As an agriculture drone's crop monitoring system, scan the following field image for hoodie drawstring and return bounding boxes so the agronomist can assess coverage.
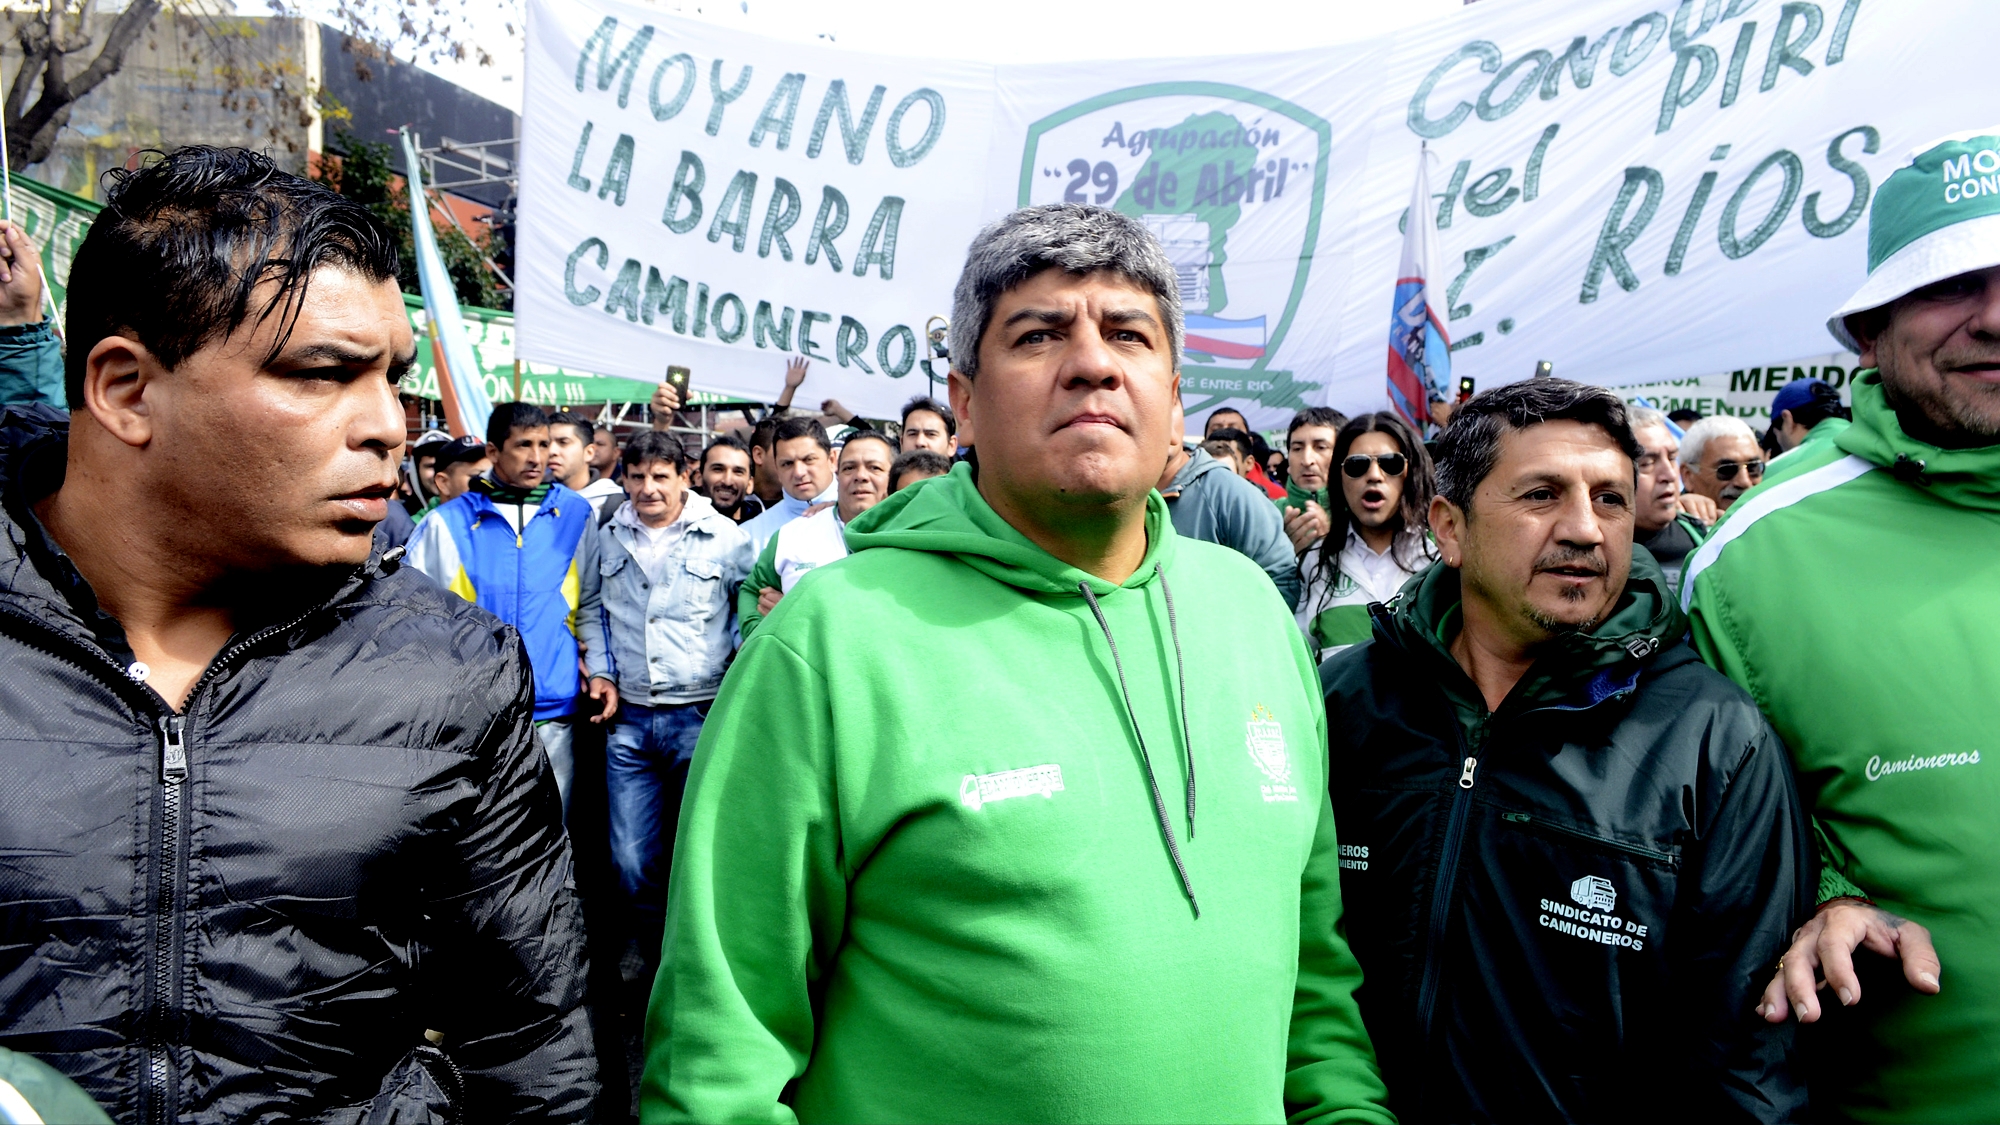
[1156,568,1196,839]
[1078,567,1199,919]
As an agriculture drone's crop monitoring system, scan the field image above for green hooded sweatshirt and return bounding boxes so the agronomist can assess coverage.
[642,463,1392,1125]
[1685,372,2000,1122]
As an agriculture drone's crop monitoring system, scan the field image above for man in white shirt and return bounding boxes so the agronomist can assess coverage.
[737,415,836,554]
[587,429,754,979]
[736,429,894,642]
[1297,412,1438,660]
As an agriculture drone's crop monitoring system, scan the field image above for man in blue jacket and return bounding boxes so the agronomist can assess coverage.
[407,401,614,818]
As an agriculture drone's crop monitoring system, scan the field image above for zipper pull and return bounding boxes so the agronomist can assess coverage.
[1458,756,1478,789]
[159,715,187,783]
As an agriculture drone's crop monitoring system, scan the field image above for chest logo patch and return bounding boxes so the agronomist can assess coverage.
[960,764,1065,811]
[1539,874,1649,951]
[1247,705,1299,803]
[1571,875,1617,911]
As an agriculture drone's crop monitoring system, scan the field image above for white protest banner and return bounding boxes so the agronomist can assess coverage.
[521,0,1993,425]
[1316,0,1992,411]
[517,0,993,417]
[991,44,1387,428]
[1619,349,1859,422]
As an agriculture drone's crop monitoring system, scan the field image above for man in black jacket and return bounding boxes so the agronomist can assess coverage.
[0,148,596,1121]
[1322,378,1811,1122]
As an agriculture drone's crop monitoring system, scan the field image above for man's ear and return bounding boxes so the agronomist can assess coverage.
[485,441,502,461]
[947,370,974,447]
[1430,494,1466,568]
[81,334,159,449]
[1847,311,1884,367]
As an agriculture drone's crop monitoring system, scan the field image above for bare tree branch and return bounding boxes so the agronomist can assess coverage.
[5,0,164,170]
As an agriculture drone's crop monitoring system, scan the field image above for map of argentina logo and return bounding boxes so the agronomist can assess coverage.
[1245,704,1298,803]
[1017,84,1331,416]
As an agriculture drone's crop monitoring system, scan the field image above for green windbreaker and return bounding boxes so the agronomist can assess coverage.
[1685,372,2000,1122]
[642,463,1391,1124]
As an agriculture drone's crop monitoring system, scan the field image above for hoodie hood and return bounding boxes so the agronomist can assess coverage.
[1836,369,2000,512]
[845,461,1178,597]
[1379,544,1689,719]
[1163,445,1231,497]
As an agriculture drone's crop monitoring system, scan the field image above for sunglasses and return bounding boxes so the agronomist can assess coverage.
[1713,459,1765,481]
[1343,453,1408,478]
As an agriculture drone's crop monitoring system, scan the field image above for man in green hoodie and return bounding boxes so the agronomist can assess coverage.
[1687,130,2000,1122]
[643,203,1392,1124]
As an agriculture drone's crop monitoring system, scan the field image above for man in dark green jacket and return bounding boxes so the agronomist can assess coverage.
[644,203,1390,1124]
[1690,128,2000,1122]
[1323,378,1812,1122]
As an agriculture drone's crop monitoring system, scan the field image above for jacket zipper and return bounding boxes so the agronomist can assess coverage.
[1499,811,1680,866]
[139,604,325,1123]
[149,714,187,1124]
[3,583,340,1119]
[1415,721,1479,1041]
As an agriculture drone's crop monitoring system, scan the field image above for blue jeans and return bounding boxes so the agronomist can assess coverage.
[605,700,708,969]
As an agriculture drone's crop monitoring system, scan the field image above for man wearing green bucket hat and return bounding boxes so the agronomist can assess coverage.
[1683,128,2000,1121]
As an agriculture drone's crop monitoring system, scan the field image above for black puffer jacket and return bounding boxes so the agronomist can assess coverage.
[0,407,597,1123]
[1321,553,1812,1123]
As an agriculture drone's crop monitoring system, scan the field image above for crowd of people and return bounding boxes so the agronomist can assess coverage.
[0,135,1992,1125]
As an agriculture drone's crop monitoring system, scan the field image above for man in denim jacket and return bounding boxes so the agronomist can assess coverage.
[587,429,755,973]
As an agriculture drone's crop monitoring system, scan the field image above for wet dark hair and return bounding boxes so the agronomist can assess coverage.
[486,401,548,448]
[1435,378,1642,512]
[65,146,400,407]
[622,429,687,470]
[1306,412,1437,587]
[749,415,781,454]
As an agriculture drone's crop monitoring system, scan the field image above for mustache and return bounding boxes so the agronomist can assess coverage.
[1532,545,1608,575]
[1935,346,2000,373]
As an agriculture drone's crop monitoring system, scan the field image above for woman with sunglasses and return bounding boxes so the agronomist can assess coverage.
[1295,412,1438,660]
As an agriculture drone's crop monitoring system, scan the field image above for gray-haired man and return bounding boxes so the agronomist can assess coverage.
[643,204,1391,1122]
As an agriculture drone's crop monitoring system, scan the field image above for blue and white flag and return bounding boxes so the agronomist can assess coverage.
[1386,145,1450,427]
[400,129,492,439]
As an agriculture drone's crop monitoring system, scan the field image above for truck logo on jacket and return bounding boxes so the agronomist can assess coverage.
[1570,875,1618,911]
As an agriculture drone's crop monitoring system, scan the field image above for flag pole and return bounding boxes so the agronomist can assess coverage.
[0,107,63,338]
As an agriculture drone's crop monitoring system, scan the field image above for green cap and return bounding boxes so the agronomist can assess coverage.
[1829,127,2000,350]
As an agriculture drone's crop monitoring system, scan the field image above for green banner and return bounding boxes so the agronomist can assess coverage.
[5,173,665,406]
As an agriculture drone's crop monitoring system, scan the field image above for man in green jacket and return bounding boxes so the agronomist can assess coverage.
[1685,129,2000,1121]
[643,203,1392,1124]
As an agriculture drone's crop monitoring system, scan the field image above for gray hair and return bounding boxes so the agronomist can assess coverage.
[1678,414,1758,470]
[1626,405,1669,433]
[949,203,1183,378]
